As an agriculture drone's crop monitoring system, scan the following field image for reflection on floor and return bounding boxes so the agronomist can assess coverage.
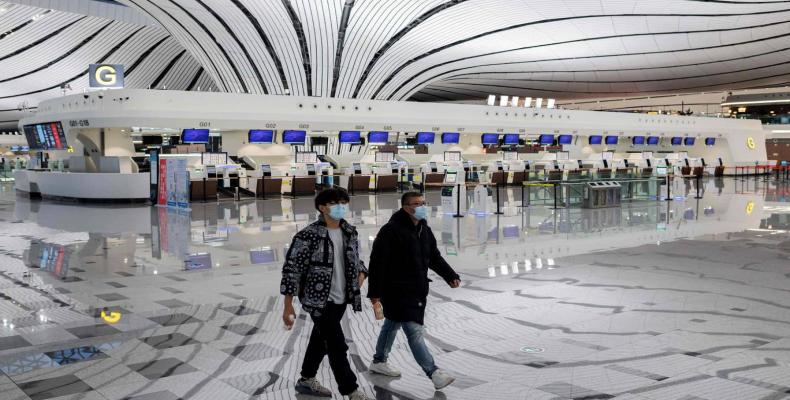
[0,178,789,399]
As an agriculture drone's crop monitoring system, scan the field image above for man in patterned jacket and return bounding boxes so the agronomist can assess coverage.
[281,187,372,400]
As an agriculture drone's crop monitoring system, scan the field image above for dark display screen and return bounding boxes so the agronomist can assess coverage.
[481,134,499,145]
[538,134,554,145]
[282,130,307,144]
[182,129,209,143]
[248,130,274,143]
[671,137,683,145]
[185,253,212,270]
[339,131,362,144]
[705,137,716,146]
[503,134,520,145]
[441,132,459,144]
[249,249,276,264]
[23,121,68,150]
[605,136,618,145]
[684,137,696,146]
[589,135,602,145]
[647,136,660,145]
[368,131,388,144]
[632,136,645,145]
[416,132,435,144]
[558,135,573,145]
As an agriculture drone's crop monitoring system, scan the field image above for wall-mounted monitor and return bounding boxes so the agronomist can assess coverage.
[503,134,520,145]
[249,248,276,264]
[671,137,683,146]
[481,133,499,145]
[416,132,435,144]
[339,131,362,144]
[282,130,307,144]
[632,136,645,145]
[181,128,210,143]
[705,137,716,146]
[23,121,68,150]
[538,134,554,145]
[605,136,618,145]
[441,132,459,144]
[684,137,696,146]
[558,135,573,145]
[248,129,274,144]
[368,131,388,144]
[589,135,602,145]
[647,136,660,145]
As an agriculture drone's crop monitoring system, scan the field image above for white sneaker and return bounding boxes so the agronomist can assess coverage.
[348,389,374,400]
[368,361,401,377]
[431,369,455,390]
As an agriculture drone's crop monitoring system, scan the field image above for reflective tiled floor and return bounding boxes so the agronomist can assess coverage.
[0,178,789,399]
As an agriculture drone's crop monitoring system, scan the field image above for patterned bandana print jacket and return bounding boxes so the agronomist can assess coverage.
[280,216,368,317]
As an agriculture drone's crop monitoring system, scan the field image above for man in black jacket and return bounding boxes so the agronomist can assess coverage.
[281,188,373,400]
[367,192,461,390]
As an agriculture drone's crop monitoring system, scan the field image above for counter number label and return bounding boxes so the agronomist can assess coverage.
[199,121,211,128]
[69,119,90,127]
[299,124,310,129]
[383,125,393,131]
[265,123,277,129]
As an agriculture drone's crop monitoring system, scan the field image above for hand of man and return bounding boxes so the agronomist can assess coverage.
[449,279,461,288]
[358,272,366,289]
[370,297,380,304]
[283,303,296,330]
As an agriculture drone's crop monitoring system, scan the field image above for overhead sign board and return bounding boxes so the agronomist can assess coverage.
[89,64,124,88]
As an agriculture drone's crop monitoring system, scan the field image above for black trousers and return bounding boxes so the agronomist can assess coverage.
[300,303,358,395]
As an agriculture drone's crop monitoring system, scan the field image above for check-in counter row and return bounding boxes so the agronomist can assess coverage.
[14,170,150,202]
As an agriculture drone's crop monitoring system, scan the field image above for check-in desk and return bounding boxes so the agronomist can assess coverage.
[506,171,527,186]
[422,173,446,189]
[15,170,149,202]
[285,176,316,196]
[256,177,283,196]
[374,174,398,192]
[190,179,218,201]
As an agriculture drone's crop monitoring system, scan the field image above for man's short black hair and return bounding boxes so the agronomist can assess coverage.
[315,187,350,210]
[401,191,424,206]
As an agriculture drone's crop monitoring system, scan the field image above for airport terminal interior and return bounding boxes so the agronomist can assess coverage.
[1,1,790,399]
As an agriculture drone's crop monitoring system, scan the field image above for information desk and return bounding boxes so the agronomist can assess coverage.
[14,170,150,202]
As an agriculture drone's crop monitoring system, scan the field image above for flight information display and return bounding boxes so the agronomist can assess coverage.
[182,129,209,143]
[671,137,683,145]
[481,133,499,145]
[705,137,716,146]
[605,136,618,145]
[647,136,660,145]
[558,135,573,145]
[368,131,389,144]
[283,130,307,144]
[248,130,274,143]
[416,132,435,144]
[684,137,696,146]
[589,135,603,145]
[538,134,554,145]
[23,121,68,150]
[339,131,362,143]
[503,134,520,145]
[441,132,459,144]
[632,136,646,145]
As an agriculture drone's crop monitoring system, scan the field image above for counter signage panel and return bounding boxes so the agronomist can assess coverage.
[647,136,660,145]
[368,131,389,144]
[605,136,618,145]
[23,121,68,150]
[503,134,520,145]
[441,132,459,144]
[481,133,499,145]
[339,131,362,144]
[416,132,435,144]
[558,135,573,145]
[589,135,603,145]
[538,134,554,145]
[283,130,307,144]
[248,130,274,143]
[182,129,209,143]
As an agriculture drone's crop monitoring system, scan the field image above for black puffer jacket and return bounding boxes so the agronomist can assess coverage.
[368,209,459,325]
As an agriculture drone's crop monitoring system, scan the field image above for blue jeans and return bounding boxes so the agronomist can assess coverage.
[373,319,438,377]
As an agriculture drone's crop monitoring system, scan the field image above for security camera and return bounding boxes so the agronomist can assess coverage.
[83,94,89,99]
[98,94,103,99]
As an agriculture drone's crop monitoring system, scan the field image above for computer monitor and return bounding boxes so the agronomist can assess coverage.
[705,137,715,146]
[441,132,459,144]
[671,137,683,146]
[339,131,361,144]
[283,130,307,144]
[605,136,618,145]
[416,132,435,144]
[481,134,499,145]
[684,137,696,146]
[248,129,274,143]
[368,131,389,144]
[589,135,603,145]
[538,134,554,145]
[182,129,210,143]
[503,134,520,145]
[632,136,645,145]
[647,136,660,145]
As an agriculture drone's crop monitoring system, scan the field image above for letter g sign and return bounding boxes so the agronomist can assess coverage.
[89,64,124,88]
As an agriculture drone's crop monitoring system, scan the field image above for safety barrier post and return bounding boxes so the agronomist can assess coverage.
[453,183,464,218]
[494,182,503,215]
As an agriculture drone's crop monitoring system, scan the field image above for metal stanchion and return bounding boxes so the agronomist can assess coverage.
[350,174,355,196]
[421,172,426,194]
[261,177,266,200]
[694,174,702,199]
[520,182,528,208]
[453,183,464,218]
[202,177,207,203]
[552,182,559,210]
[664,174,673,201]
[494,182,503,215]
[291,177,296,199]
[235,186,240,201]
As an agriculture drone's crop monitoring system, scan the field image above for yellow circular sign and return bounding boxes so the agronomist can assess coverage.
[746,137,756,150]
[100,310,122,324]
[746,201,754,215]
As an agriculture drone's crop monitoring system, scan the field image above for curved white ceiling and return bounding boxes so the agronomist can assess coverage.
[2,0,790,128]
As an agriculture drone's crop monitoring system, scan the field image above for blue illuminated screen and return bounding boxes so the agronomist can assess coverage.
[705,137,716,146]
[248,130,274,143]
[684,137,696,146]
[504,134,520,145]
[481,134,499,145]
[416,132,435,144]
[181,129,209,143]
[589,135,602,145]
[339,131,362,144]
[282,130,307,144]
[441,132,459,144]
[671,137,683,145]
[558,135,573,145]
[368,131,388,144]
[647,136,660,145]
[605,136,618,145]
[632,136,645,145]
[538,134,554,145]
